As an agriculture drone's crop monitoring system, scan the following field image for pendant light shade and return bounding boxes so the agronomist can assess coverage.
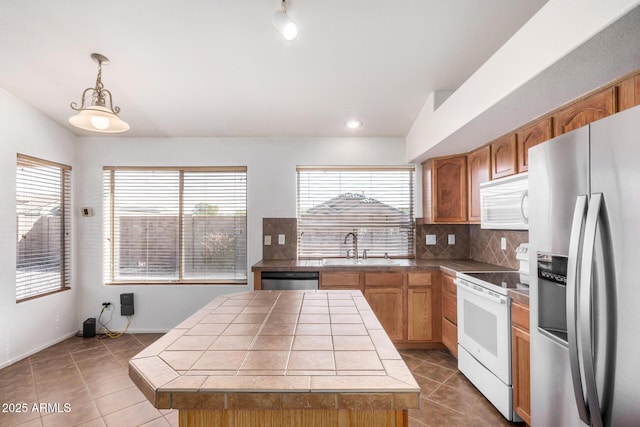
[69,53,130,133]
[273,0,298,41]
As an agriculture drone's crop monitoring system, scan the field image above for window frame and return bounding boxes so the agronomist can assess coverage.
[103,166,248,285]
[16,154,72,302]
[296,165,416,259]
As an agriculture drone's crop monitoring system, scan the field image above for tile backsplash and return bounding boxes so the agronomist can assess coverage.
[469,225,529,270]
[415,221,470,260]
[262,217,528,269]
[262,218,297,260]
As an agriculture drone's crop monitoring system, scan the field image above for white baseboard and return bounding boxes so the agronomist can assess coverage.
[1,329,172,370]
[0,330,78,370]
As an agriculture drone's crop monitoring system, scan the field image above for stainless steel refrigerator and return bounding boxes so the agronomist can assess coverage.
[529,104,640,427]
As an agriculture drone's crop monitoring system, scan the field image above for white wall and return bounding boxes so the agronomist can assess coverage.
[407,0,640,162]
[0,87,78,368]
[76,136,408,333]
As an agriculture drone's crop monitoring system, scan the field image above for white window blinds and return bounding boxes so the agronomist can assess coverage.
[16,154,72,302]
[103,167,247,284]
[297,166,415,258]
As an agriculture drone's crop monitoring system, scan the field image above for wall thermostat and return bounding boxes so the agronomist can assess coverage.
[81,207,93,217]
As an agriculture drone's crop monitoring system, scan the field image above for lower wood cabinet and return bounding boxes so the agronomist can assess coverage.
[441,318,458,359]
[512,301,531,425]
[320,272,361,290]
[441,273,458,358]
[364,287,404,342]
[317,269,442,346]
[407,287,433,341]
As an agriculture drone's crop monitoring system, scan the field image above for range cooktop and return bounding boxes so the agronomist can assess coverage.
[457,271,529,296]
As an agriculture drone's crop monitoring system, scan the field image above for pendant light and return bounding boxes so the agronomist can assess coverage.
[273,0,298,41]
[69,53,130,133]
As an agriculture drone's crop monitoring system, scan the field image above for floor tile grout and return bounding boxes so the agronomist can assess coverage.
[1,336,522,427]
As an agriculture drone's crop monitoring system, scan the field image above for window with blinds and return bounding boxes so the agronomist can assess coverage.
[16,154,72,302]
[297,166,415,258]
[103,167,247,284]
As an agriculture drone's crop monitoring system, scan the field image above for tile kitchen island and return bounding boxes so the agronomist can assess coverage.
[129,290,421,427]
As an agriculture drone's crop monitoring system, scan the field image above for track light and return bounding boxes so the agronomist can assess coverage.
[273,0,298,41]
[69,53,129,133]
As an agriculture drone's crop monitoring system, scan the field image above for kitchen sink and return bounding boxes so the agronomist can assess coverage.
[321,258,399,267]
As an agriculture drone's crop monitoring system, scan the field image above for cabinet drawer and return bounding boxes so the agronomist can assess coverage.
[364,272,403,287]
[442,291,457,325]
[442,274,457,296]
[320,272,360,288]
[442,318,458,358]
[407,271,437,287]
[512,301,530,331]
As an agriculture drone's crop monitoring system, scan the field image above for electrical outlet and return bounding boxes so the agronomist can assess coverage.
[501,237,507,251]
[264,235,271,245]
[278,234,285,245]
[448,234,455,245]
[426,235,436,245]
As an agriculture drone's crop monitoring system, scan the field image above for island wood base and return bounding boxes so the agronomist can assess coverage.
[179,408,408,427]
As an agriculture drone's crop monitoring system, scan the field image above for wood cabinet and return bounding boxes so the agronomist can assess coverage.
[467,146,490,222]
[407,271,441,343]
[440,273,458,358]
[512,301,531,425]
[318,269,443,346]
[320,272,361,290]
[429,155,468,223]
[516,118,553,173]
[554,88,615,136]
[618,76,637,112]
[254,268,446,347]
[364,287,404,342]
[490,134,517,179]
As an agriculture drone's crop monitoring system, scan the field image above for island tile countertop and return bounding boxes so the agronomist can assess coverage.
[129,290,421,412]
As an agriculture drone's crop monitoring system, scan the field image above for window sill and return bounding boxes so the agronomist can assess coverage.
[104,281,248,286]
[17,286,71,303]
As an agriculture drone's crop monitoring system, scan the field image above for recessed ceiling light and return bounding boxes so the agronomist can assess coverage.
[345,119,363,129]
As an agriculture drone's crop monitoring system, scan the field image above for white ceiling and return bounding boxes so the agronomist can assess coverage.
[0,0,547,138]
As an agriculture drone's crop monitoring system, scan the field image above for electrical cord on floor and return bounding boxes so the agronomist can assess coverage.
[97,306,132,338]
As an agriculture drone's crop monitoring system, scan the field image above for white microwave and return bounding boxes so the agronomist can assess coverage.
[480,172,529,230]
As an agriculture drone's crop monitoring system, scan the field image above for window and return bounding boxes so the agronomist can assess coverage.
[297,166,415,258]
[103,167,247,284]
[16,154,71,302]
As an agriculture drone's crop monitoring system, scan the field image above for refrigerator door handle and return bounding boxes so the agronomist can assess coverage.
[566,195,589,424]
[580,193,605,427]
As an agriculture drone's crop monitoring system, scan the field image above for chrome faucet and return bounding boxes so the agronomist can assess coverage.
[343,232,358,260]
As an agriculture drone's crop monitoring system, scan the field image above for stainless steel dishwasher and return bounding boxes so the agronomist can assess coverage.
[260,271,319,290]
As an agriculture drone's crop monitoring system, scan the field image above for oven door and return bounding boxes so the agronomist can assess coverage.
[456,278,512,385]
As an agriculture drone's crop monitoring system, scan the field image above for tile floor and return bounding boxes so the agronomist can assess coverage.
[0,334,522,427]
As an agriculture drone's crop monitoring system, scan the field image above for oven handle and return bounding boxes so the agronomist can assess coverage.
[454,279,508,305]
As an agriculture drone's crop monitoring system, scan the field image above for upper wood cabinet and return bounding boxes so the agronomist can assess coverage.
[430,155,468,223]
[554,88,615,136]
[617,76,640,112]
[467,146,490,222]
[516,118,553,173]
[491,134,517,179]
